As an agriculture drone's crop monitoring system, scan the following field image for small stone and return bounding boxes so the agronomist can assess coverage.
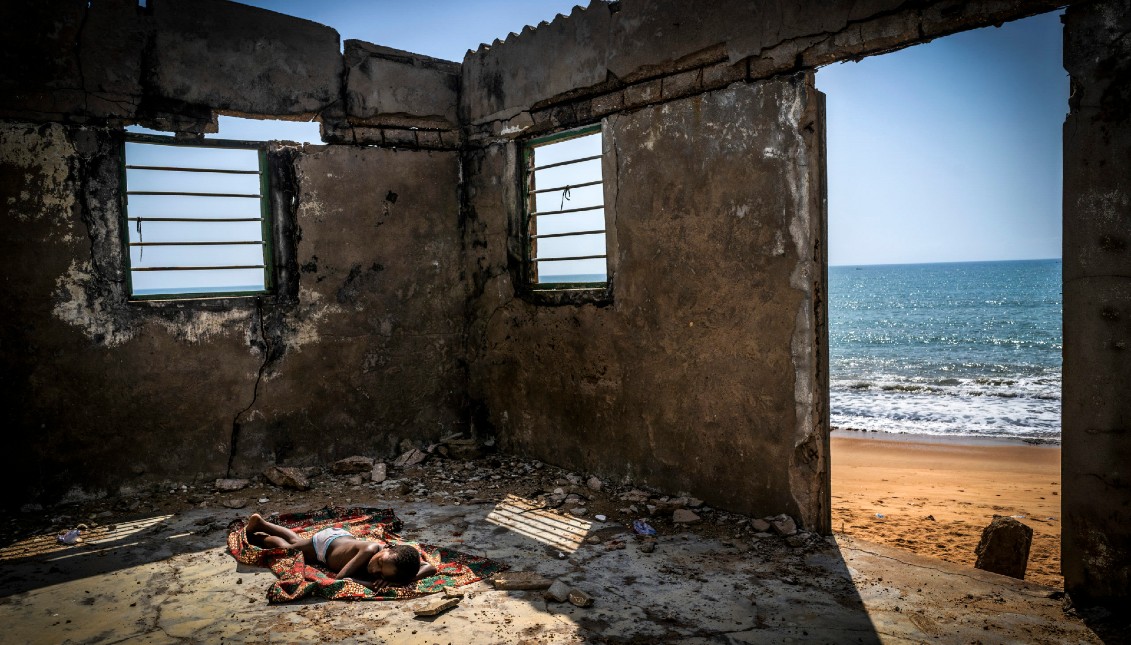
[586,535,602,544]
[567,589,594,607]
[639,539,656,553]
[394,449,427,468]
[749,519,771,532]
[672,509,701,524]
[974,516,1033,579]
[786,534,808,548]
[594,514,607,522]
[569,507,588,517]
[442,587,465,599]
[769,514,798,536]
[370,462,388,484]
[544,580,571,602]
[331,456,374,475]
[414,596,460,616]
[262,466,310,491]
[346,475,364,486]
[566,474,582,485]
[214,478,250,492]
[686,497,703,508]
[222,498,247,509]
[586,476,603,491]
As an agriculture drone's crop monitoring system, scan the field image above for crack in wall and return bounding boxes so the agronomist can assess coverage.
[227,298,273,477]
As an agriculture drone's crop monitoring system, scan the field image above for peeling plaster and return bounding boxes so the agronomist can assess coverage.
[151,307,250,345]
[52,260,135,347]
[284,286,343,351]
[0,122,76,231]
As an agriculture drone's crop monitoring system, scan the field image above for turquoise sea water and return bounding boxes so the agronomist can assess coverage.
[829,259,1062,441]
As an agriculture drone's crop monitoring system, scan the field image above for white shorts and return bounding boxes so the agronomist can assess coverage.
[311,527,352,563]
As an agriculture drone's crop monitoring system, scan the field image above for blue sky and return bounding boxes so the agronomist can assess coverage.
[221,2,1065,267]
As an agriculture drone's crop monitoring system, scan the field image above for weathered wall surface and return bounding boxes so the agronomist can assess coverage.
[465,78,829,529]
[1062,0,1131,610]
[462,0,1068,128]
[0,122,465,503]
[229,146,466,471]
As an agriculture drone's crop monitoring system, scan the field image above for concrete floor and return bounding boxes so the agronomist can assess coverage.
[0,488,1109,644]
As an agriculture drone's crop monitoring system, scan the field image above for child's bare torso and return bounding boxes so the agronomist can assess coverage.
[322,536,380,571]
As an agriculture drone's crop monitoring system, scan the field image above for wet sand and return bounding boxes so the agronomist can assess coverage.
[831,431,1062,588]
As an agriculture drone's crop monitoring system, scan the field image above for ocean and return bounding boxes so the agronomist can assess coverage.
[829,259,1062,442]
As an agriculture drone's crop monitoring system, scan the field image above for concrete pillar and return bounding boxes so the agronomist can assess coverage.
[1062,0,1131,609]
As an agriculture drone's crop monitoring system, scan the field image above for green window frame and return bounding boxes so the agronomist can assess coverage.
[120,133,274,300]
[522,124,608,291]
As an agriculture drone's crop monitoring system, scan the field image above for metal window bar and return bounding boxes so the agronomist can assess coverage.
[530,204,605,217]
[121,133,273,297]
[127,217,263,222]
[127,191,261,198]
[532,229,606,240]
[529,179,603,194]
[533,254,607,262]
[132,265,266,271]
[531,154,602,172]
[125,165,260,174]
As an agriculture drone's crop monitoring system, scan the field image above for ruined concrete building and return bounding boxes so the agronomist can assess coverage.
[1,0,1126,611]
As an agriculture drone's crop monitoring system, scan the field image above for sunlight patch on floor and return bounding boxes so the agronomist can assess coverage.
[0,514,175,561]
[485,494,590,553]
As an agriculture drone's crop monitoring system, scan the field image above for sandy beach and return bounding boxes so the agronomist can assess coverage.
[831,431,1062,588]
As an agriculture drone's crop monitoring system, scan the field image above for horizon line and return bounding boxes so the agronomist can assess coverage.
[829,257,1061,268]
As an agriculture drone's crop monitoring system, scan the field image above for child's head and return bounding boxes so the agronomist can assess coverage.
[367,545,422,585]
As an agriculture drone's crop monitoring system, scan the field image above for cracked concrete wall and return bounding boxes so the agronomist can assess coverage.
[1062,0,1131,610]
[227,146,466,472]
[0,122,466,504]
[465,77,829,530]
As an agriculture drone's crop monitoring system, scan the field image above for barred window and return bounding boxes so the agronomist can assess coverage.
[121,134,273,299]
[522,125,607,290]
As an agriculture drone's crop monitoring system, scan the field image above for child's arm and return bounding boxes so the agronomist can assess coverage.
[417,561,437,579]
[333,544,380,580]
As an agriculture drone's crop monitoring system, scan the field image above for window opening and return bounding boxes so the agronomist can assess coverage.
[121,134,273,299]
[523,125,607,289]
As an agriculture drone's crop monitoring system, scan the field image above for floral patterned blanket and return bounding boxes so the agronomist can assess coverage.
[227,506,507,603]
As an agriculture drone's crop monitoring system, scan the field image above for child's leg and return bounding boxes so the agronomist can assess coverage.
[245,513,303,546]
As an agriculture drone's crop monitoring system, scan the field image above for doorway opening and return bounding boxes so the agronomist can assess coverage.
[816,10,1065,587]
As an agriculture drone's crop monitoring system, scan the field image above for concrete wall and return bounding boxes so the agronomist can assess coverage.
[1062,0,1131,610]
[0,0,467,502]
[464,77,829,530]
[0,121,464,502]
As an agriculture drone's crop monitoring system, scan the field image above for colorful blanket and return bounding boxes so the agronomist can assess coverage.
[227,506,507,603]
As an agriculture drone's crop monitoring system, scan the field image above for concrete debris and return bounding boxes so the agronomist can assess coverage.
[544,580,571,602]
[639,539,656,553]
[586,476,603,491]
[974,516,1033,580]
[492,572,554,591]
[221,498,248,509]
[568,507,587,516]
[769,514,798,536]
[370,462,387,484]
[673,509,701,524]
[331,456,374,474]
[262,466,310,491]
[786,532,811,548]
[442,587,465,599]
[567,589,594,607]
[414,596,460,616]
[749,518,772,532]
[346,475,364,486]
[394,448,428,468]
[214,478,250,491]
